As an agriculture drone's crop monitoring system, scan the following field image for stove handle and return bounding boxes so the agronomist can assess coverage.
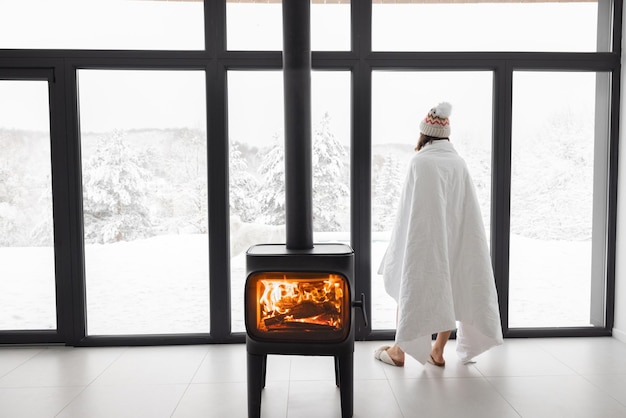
[352,293,369,328]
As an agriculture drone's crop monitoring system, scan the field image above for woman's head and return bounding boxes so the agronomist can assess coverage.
[416,102,452,151]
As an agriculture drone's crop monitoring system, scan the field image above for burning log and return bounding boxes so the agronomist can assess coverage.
[268,322,338,331]
[264,300,341,327]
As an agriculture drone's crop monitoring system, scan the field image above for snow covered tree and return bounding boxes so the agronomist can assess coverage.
[0,130,33,246]
[372,152,403,232]
[511,108,593,240]
[312,112,349,232]
[174,128,208,233]
[256,114,349,230]
[0,130,55,246]
[82,130,153,243]
[229,141,259,223]
[30,173,54,246]
[257,134,285,225]
[0,161,22,246]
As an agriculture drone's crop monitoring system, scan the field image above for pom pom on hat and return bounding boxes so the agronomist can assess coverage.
[419,102,452,138]
[431,102,452,119]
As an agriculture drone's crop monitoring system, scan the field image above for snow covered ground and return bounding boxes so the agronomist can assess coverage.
[1,232,593,334]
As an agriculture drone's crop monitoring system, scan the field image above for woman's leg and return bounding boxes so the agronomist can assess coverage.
[430,330,452,364]
[386,308,405,365]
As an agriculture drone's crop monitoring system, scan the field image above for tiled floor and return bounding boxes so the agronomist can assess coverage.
[1,337,626,417]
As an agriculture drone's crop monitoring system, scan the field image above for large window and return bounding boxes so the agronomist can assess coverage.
[509,71,609,328]
[79,70,209,335]
[228,71,284,333]
[0,80,56,331]
[372,0,599,52]
[0,0,204,50]
[371,71,493,330]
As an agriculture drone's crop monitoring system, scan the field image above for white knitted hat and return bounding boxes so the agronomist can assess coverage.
[419,102,452,138]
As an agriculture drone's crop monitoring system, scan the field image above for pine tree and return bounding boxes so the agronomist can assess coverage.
[0,161,21,246]
[175,128,208,233]
[372,153,403,232]
[257,134,285,225]
[230,141,259,223]
[0,130,29,246]
[82,130,153,243]
[30,173,54,246]
[312,112,349,232]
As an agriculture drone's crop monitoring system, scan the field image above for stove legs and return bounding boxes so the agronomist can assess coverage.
[336,352,354,418]
[247,353,266,418]
[247,352,353,418]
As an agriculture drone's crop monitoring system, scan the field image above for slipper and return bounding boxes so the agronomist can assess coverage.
[427,354,445,367]
[374,345,390,361]
[374,346,404,367]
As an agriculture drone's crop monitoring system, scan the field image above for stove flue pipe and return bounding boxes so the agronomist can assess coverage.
[283,0,313,250]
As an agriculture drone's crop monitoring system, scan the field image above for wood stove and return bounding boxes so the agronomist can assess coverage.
[245,244,364,418]
[244,1,366,417]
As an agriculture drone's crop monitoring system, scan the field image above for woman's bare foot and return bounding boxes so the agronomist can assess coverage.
[428,330,451,367]
[429,347,445,366]
[386,345,405,366]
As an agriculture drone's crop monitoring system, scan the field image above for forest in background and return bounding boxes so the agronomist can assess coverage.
[0,107,594,249]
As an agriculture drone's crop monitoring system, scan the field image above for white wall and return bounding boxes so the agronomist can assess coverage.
[614,13,626,342]
[617,124,626,342]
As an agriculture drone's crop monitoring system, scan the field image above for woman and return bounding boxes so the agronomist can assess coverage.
[375,102,503,367]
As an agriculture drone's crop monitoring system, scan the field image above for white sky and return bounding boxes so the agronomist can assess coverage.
[0,81,50,132]
[77,70,208,134]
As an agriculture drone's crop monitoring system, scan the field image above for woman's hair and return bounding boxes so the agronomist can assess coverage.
[415,134,449,151]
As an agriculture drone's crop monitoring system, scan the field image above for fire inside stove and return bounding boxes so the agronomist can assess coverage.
[245,271,350,342]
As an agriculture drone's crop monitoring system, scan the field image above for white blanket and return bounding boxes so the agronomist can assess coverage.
[379,141,503,364]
